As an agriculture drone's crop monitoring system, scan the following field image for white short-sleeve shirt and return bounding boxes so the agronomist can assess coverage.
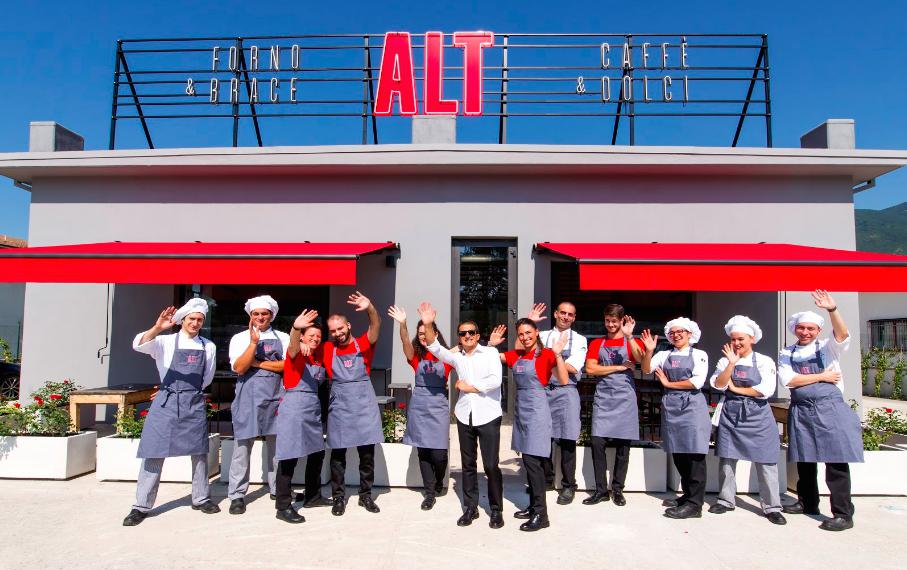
[778,334,851,395]
[709,351,777,399]
[228,328,291,370]
[132,331,217,388]
[539,328,588,382]
[650,347,709,389]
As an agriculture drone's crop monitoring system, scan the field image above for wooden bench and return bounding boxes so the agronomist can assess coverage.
[69,383,159,430]
[770,401,790,443]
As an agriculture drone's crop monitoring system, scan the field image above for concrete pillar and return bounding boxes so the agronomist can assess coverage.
[412,116,456,144]
[28,121,84,152]
[800,119,855,150]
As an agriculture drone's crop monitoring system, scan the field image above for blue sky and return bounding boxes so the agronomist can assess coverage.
[1,0,905,239]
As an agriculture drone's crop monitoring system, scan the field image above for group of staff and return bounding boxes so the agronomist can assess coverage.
[121,289,863,534]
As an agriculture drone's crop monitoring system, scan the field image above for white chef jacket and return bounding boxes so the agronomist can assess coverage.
[427,339,503,426]
[539,328,587,382]
[709,351,777,399]
[228,327,291,370]
[650,347,709,389]
[132,331,217,388]
[778,334,851,395]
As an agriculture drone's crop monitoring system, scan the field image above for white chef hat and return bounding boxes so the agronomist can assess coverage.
[724,315,763,343]
[244,295,279,319]
[787,311,824,334]
[664,317,701,344]
[172,298,209,324]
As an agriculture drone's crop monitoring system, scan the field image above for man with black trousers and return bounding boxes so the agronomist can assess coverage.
[419,302,505,529]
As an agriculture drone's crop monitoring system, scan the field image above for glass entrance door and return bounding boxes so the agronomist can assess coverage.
[451,239,517,421]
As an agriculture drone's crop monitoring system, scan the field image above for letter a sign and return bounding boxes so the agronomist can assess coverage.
[373,31,494,117]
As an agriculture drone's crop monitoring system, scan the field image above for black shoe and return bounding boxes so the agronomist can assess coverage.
[819,517,854,531]
[664,503,702,519]
[228,498,246,515]
[269,493,276,500]
[191,501,221,514]
[435,485,446,497]
[519,513,550,532]
[612,490,627,507]
[708,503,733,514]
[331,498,346,516]
[421,496,436,511]
[766,512,787,525]
[582,491,610,505]
[489,510,505,529]
[513,507,532,520]
[782,502,820,515]
[557,486,575,505]
[663,498,680,508]
[303,495,333,508]
[457,508,479,527]
[358,495,380,513]
[122,509,147,527]
[275,507,306,524]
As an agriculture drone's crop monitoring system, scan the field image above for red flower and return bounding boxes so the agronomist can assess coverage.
[50,394,62,401]
[209,404,219,411]
[709,403,718,408]
[398,402,406,410]
[885,408,894,413]
[140,410,149,417]
[13,402,20,409]
[34,397,44,406]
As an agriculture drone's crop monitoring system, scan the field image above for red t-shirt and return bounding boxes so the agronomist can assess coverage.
[504,348,558,386]
[323,333,373,379]
[408,351,454,379]
[588,337,644,363]
[282,345,325,390]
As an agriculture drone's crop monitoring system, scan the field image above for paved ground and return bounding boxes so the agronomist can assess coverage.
[863,396,907,416]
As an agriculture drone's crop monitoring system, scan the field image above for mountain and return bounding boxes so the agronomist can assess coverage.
[855,202,907,254]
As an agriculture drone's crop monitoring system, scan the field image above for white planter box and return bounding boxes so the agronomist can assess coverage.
[0,431,97,480]
[565,445,667,492]
[337,442,450,488]
[220,437,329,485]
[787,447,907,496]
[668,447,788,494]
[96,434,220,482]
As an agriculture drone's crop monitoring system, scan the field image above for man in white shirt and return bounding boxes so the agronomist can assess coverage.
[418,302,505,529]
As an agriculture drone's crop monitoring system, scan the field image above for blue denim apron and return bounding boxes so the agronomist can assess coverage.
[592,339,639,440]
[715,353,779,464]
[786,341,863,463]
[137,340,209,458]
[275,358,326,461]
[231,334,284,440]
[402,357,450,450]
[660,349,711,454]
[326,338,384,448]
[545,331,581,441]
[511,351,554,457]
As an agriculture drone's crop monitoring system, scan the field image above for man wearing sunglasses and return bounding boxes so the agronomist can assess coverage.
[418,302,505,529]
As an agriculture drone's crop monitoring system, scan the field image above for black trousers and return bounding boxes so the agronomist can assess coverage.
[275,450,325,511]
[523,453,549,518]
[417,447,449,497]
[543,438,577,489]
[456,417,503,512]
[796,461,855,520]
[590,436,630,494]
[672,453,707,508]
[329,444,375,499]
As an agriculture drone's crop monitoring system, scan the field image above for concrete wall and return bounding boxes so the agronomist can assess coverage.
[18,171,863,404]
[0,282,25,358]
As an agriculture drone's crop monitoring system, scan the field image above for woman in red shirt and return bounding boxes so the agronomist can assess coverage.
[388,305,454,511]
[490,318,569,531]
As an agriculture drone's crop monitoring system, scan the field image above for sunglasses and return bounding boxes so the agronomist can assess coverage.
[458,329,478,337]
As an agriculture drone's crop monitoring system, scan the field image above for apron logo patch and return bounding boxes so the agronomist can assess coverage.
[737,370,748,378]
[515,364,525,373]
[263,343,274,352]
[186,354,199,364]
[670,359,679,367]
[799,366,811,374]
[343,360,354,368]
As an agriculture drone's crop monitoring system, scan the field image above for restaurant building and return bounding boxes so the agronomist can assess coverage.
[1,33,906,427]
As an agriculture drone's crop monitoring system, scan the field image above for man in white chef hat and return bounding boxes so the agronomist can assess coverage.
[123,298,219,526]
[226,295,291,515]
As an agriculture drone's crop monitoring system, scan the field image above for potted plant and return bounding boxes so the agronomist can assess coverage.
[96,400,220,482]
[0,380,96,479]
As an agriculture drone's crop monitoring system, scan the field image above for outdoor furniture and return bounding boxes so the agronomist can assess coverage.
[68,383,158,430]
[387,382,411,409]
[770,401,790,443]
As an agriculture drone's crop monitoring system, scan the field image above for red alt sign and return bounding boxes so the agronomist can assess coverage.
[374,31,494,117]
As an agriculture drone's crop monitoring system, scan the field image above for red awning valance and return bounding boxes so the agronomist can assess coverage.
[535,243,907,292]
[0,242,397,285]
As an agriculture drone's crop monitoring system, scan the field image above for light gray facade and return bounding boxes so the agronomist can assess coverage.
[2,143,907,412]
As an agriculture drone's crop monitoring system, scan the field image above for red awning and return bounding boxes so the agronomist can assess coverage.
[0,242,397,285]
[535,243,907,292]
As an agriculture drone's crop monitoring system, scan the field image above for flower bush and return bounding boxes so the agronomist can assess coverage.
[865,407,907,435]
[0,380,82,436]
[115,407,147,438]
[382,403,406,443]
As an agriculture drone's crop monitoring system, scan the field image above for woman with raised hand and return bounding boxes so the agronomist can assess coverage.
[489,319,569,531]
[388,305,453,511]
[709,315,785,525]
[779,290,863,532]
[642,318,710,520]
